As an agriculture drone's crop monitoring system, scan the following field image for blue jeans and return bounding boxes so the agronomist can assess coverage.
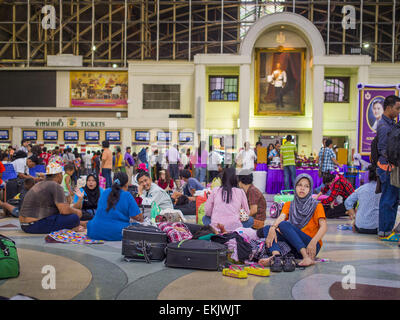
[20,214,80,234]
[283,165,297,190]
[202,215,254,229]
[261,221,321,259]
[102,168,112,189]
[377,167,399,235]
[196,167,207,183]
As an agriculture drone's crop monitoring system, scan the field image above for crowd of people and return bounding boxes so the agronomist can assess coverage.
[0,94,399,269]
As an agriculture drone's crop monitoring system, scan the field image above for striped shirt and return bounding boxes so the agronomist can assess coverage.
[344,181,380,230]
[280,141,296,166]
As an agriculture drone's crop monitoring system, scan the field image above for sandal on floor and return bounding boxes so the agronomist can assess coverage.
[282,254,296,272]
[244,263,270,277]
[380,232,400,242]
[222,265,248,279]
[270,254,283,273]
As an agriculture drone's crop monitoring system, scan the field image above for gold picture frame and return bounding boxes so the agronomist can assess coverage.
[254,47,306,116]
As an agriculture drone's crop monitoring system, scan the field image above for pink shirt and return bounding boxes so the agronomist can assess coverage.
[204,187,250,232]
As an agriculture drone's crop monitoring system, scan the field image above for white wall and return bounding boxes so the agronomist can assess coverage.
[128,61,195,130]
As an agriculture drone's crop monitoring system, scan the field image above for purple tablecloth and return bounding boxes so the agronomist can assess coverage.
[265,167,322,194]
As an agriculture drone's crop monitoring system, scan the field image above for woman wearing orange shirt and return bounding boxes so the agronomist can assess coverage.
[258,173,327,271]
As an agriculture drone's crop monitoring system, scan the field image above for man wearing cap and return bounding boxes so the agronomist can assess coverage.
[18,162,83,234]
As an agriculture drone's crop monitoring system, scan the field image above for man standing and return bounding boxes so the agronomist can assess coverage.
[166,144,181,189]
[124,147,135,186]
[316,138,341,175]
[269,62,287,109]
[237,142,257,171]
[18,139,29,155]
[376,95,400,238]
[83,151,92,175]
[101,141,113,188]
[208,146,222,182]
[280,135,297,190]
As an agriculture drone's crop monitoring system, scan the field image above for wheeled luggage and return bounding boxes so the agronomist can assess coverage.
[165,239,228,271]
[122,225,167,263]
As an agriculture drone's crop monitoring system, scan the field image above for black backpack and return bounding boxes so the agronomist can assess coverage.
[370,135,379,167]
[387,123,400,167]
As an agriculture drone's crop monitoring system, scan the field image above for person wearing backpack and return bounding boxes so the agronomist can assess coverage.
[376,95,400,238]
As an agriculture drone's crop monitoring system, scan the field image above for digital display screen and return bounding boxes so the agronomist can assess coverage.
[105,131,120,141]
[0,130,9,140]
[85,131,100,141]
[23,130,37,140]
[43,131,58,140]
[157,132,171,142]
[64,131,79,141]
[179,132,194,142]
[135,131,150,142]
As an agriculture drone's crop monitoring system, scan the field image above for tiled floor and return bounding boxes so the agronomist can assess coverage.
[1,205,400,300]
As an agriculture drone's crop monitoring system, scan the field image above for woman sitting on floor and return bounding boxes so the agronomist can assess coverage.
[203,167,254,232]
[72,173,104,221]
[259,174,327,268]
[87,172,143,241]
[344,165,380,234]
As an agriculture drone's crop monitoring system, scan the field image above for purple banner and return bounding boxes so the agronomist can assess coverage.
[358,84,399,155]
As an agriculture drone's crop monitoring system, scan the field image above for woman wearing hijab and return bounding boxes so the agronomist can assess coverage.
[258,174,327,270]
[72,173,104,221]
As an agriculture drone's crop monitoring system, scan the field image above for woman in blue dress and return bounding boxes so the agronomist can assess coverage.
[87,172,143,241]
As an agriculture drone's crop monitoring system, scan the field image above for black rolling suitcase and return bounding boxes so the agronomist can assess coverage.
[122,225,167,263]
[165,239,228,271]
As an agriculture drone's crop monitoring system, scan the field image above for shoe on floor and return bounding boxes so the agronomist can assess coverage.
[270,254,283,273]
[282,254,296,272]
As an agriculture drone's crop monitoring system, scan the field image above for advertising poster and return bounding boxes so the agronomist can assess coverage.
[70,71,128,108]
[358,84,399,155]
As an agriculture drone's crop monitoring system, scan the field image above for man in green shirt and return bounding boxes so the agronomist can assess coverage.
[280,135,297,190]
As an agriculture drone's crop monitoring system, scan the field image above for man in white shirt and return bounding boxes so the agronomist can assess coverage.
[12,154,42,182]
[269,62,287,109]
[166,144,180,187]
[83,151,92,174]
[237,142,257,171]
[208,146,222,182]
[137,171,174,211]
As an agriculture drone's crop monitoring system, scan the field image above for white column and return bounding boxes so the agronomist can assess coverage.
[121,127,132,154]
[239,63,251,147]
[354,65,369,153]
[312,64,325,154]
[12,126,22,149]
[194,64,206,138]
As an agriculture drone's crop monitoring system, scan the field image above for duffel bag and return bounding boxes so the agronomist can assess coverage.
[122,224,167,263]
[165,239,227,271]
[0,234,20,279]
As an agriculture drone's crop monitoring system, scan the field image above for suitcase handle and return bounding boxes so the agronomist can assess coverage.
[135,241,152,264]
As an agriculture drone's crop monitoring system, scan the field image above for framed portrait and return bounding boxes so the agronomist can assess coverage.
[255,48,306,116]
